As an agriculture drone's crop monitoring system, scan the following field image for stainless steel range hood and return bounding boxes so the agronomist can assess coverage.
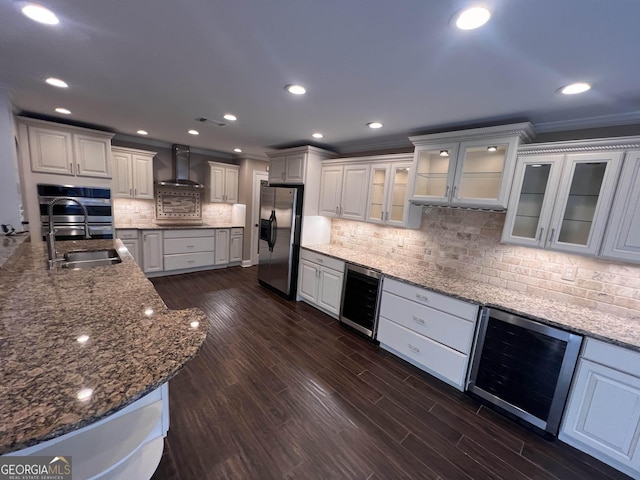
[156,144,204,189]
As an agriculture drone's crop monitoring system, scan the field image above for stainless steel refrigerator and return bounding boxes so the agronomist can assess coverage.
[258,184,303,299]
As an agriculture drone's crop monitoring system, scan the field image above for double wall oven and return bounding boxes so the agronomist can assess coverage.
[37,184,114,240]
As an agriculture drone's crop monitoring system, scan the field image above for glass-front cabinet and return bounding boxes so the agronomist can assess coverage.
[409,123,535,209]
[366,161,413,227]
[503,150,623,256]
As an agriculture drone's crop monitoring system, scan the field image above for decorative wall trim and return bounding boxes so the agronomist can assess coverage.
[410,122,536,146]
[535,111,640,133]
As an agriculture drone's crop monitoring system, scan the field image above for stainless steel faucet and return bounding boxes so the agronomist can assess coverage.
[47,197,91,269]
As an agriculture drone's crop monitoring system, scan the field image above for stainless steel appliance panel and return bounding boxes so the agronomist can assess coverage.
[339,263,382,339]
[258,184,302,299]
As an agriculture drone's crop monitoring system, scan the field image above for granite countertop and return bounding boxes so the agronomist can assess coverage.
[303,244,640,352]
[0,239,207,454]
[115,222,244,230]
[0,234,29,269]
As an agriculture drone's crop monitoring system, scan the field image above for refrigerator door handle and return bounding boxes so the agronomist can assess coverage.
[268,210,277,252]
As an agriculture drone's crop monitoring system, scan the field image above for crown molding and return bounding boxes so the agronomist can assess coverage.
[334,136,413,155]
[410,122,535,146]
[518,135,640,154]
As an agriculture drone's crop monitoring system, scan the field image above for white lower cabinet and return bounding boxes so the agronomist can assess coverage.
[116,229,141,265]
[298,249,345,318]
[163,229,215,272]
[215,229,230,265]
[560,339,640,478]
[377,277,478,391]
[229,228,243,263]
[142,230,164,273]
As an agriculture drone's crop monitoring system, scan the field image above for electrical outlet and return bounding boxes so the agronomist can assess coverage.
[562,266,577,281]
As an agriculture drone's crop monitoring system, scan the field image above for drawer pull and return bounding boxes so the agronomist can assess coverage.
[187,245,195,248]
[408,344,420,353]
[187,260,195,264]
[317,258,324,263]
[415,293,429,303]
[413,316,425,325]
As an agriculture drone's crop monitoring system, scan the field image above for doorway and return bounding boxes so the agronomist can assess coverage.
[251,171,269,266]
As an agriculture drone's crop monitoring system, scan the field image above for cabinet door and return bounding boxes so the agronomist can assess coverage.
[317,268,344,317]
[28,125,74,175]
[319,165,343,217]
[142,231,164,273]
[340,164,370,221]
[452,136,518,209]
[410,143,458,205]
[387,162,412,227]
[366,164,389,224]
[285,153,306,183]
[111,151,133,198]
[225,167,239,203]
[601,150,640,263]
[561,359,640,472]
[215,229,230,264]
[298,260,319,303]
[121,238,140,265]
[269,157,287,183]
[132,154,154,199]
[548,151,623,255]
[74,133,111,178]
[209,165,226,202]
[230,234,243,262]
[502,155,564,247]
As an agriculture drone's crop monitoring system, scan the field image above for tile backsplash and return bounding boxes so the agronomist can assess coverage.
[331,208,640,320]
[113,199,233,226]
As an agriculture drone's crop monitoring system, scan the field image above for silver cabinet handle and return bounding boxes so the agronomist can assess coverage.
[537,227,544,241]
[548,228,556,245]
[452,185,458,198]
[336,206,339,215]
[187,260,195,264]
[316,258,323,263]
[380,211,384,221]
[130,188,133,196]
[445,185,450,198]
[187,245,195,248]
[413,316,425,325]
[76,164,80,175]
[134,188,137,196]
[69,163,74,174]
[385,211,389,221]
[408,344,420,353]
[415,293,429,303]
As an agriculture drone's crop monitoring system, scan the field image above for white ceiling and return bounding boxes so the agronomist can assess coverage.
[1,0,640,157]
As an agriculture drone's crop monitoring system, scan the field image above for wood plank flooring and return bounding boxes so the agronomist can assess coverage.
[149,266,630,480]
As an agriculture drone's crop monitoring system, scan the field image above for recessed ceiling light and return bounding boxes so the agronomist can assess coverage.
[455,6,491,30]
[55,107,71,115]
[440,150,450,157]
[560,82,591,95]
[188,129,199,135]
[312,133,324,139]
[487,146,497,152]
[286,84,306,95]
[367,122,383,129]
[234,148,242,153]
[22,4,59,25]
[45,77,68,88]
[223,114,237,121]
[136,130,148,135]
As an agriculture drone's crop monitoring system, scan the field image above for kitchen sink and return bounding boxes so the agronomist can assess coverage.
[61,249,122,269]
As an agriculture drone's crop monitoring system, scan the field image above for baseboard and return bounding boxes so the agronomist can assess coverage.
[241,260,253,267]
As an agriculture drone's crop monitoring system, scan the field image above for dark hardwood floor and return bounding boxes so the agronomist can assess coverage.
[149,266,629,480]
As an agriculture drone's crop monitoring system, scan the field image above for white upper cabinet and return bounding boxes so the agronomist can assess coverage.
[504,139,626,256]
[366,160,418,228]
[409,123,535,209]
[22,117,114,178]
[208,162,239,203]
[267,153,305,184]
[111,147,156,199]
[319,163,369,221]
[601,150,640,263]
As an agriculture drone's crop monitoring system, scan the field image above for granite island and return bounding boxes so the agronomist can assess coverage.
[0,239,207,478]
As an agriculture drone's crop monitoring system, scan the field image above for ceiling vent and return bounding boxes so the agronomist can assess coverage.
[196,117,227,127]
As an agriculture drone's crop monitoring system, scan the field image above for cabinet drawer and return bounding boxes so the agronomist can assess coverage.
[583,338,640,377]
[378,317,468,389]
[163,252,214,271]
[163,229,215,239]
[116,229,139,240]
[231,228,243,236]
[300,249,344,272]
[382,277,478,320]
[380,292,475,354]
[164,237,214,255]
